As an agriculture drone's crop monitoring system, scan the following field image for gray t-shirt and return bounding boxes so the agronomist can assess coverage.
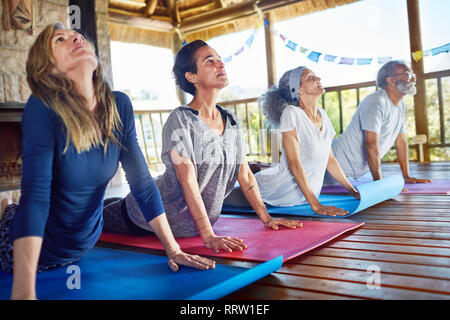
[125,105,246,237]
[331,89,405,179]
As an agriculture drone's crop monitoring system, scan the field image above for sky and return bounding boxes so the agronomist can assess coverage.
[110,0,450,108]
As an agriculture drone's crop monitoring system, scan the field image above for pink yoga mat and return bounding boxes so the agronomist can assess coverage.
[322,180,450,195]
[99,217,364,262]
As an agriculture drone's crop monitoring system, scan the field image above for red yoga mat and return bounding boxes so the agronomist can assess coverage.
[99,217,364,262]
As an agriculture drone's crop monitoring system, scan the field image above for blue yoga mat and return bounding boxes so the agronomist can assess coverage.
[0,247,282,300]
[222,175,404,218]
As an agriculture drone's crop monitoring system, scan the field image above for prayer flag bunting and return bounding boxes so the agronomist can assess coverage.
[286,40,298,51]
[223,55,233,63]
[431,43,450,56]
[299,46,309,54]
[234,46,245,56]
[339,57,355,65]
[324,54,337,62]
[245,33,255,48]
[356,58,373,65]
[377,56,392,64]
[279,33,287,41]
[307,51,322,62]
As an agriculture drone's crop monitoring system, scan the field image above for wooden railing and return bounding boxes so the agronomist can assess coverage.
[134,69,450,166]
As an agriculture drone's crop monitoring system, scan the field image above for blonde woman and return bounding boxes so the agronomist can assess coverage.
[0,23,214,300]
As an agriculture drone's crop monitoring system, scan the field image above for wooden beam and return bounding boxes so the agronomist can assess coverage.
[407,0,430,161]
[108,9,174,32]
[264,12,276,88]
[215,0,224,9]
[164,0,180,24]
[179,2,218,20]
[180,0,305,34]
[144,0,158,17]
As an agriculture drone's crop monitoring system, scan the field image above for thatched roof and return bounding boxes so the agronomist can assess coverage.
[109,0,360,49]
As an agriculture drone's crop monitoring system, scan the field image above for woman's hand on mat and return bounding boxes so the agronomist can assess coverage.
[313,204,349,217]
[352,190,360,200]
[167,250,216,272]
[404,176,432,184]
[204,235,247,253]
[264,218,303,230]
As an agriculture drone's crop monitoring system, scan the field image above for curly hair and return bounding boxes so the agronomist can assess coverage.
[260,70,300,128]
[172,40,209,96]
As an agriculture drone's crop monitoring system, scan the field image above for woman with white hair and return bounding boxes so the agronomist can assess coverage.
[225,66,359,216]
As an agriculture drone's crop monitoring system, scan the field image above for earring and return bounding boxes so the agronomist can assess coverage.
[299,91,303,95]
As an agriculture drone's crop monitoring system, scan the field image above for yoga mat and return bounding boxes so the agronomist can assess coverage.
[322,179,450,195]
[223,175,404,218]
[0,247,282,300]
[100,217,364,262]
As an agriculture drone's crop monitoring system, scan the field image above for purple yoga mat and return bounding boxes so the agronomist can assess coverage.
[321,179,450,194]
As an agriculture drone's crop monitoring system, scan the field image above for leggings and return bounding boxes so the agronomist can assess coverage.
[0,204,78,273]
[0,198,151,274]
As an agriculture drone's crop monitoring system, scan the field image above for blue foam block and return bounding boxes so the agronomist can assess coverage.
[0,247,282,300]
[222,175,404,218]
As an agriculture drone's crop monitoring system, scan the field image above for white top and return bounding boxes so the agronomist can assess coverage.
[332,89,405,179]
[255,105,336,206]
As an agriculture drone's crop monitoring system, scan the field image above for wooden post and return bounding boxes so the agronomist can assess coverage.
[407,0,430,161]
[264,12,277,88]
[172,32,187,106]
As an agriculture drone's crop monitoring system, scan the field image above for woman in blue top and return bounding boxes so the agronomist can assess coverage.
[0,23,214,300]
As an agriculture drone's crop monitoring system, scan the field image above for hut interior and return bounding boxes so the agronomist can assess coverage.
[0,0,449,301]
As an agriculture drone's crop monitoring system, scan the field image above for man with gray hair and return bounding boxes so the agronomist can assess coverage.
[325,60,431,184]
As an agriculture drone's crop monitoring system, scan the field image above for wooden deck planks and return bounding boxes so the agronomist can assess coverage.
[99,162,450,300]
[223,162,450,300]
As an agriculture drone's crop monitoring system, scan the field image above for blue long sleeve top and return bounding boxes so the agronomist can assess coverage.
[10,91,165,266]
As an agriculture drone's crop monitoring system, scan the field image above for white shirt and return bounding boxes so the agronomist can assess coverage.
[332,89,405,179]
[255,105,336,206]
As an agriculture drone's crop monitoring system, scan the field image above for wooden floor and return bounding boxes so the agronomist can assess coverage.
[100,161,450,300]
[222,161,450,300]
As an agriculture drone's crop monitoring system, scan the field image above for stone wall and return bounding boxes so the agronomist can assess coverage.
[0,0,69,103]
[0,0,113,103]
[95,0,113,88]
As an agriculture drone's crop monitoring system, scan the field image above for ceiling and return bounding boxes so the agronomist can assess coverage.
[107,0,359,48]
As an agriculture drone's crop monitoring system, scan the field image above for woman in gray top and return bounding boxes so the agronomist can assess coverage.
[104,40,301,253]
